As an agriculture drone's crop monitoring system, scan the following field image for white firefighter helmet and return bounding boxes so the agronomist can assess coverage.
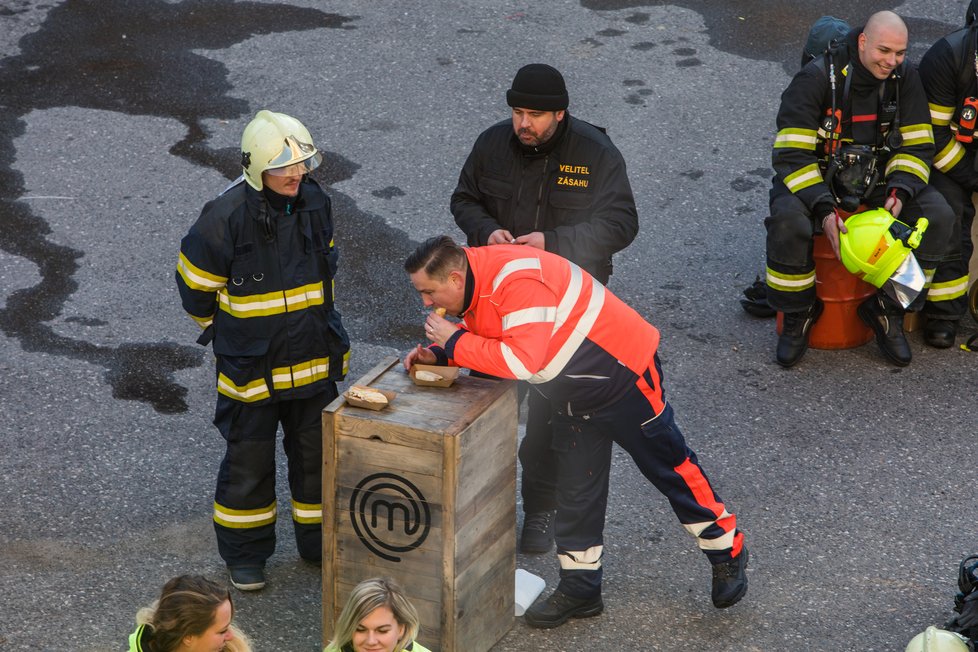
[240,110,323,191]
[904,626,971,652]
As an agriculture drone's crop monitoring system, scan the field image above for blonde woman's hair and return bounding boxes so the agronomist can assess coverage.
[326,577,420,652]
[135,575,252,652]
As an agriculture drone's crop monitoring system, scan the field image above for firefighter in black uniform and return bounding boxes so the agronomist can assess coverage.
[916,1,978,348]
[451,64,639,554]
[176,110,350,591]
[766,10,953,368]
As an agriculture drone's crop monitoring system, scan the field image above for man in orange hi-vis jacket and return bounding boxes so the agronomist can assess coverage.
[402,235,748,629]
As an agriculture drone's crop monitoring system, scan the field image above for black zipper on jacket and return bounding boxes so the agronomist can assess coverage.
[533,154,549,231]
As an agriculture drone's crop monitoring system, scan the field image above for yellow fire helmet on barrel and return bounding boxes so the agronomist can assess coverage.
[240,110,323,191]
[838,207,928,288]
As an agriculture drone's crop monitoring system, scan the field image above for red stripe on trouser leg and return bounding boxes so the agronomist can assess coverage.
[716,511,737,533]
[674,458,725,517]
[717,514,744,557]
[675,458,742,557]
[636,373,664,414]
[731,531,744,557]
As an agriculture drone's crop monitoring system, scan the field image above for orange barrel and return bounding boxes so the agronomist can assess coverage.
[776,233,875,350]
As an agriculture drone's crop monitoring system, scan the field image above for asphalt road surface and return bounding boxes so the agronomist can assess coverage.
[0,1,974,650]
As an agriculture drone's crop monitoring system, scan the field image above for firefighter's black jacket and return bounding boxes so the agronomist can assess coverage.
[176,178,350,404]
[919,22,978,191]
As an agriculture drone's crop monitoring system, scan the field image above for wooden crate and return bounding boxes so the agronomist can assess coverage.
[322,357,518,652]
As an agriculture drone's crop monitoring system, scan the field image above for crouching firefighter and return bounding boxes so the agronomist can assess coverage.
[175,110,351,591]
[765,10,954,367]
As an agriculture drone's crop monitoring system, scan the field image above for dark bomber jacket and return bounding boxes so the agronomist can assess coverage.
[451,113,638,284]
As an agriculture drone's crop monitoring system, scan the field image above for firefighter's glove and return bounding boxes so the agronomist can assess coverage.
[958,591,978,629]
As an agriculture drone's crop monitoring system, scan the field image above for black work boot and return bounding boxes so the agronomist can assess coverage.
[923,319,957,349]
[776,299,824,368]
[523,589,604,629]
[857,293,911,366]
[228,565,265,591]
[712,547,749,609]
[520,510,555,554]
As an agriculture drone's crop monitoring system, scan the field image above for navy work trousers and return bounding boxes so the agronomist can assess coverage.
[212,385,337,568]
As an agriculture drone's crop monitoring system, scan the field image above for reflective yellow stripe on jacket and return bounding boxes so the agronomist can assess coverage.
[218,374,271,403]
[218,352,350,403]
[218,281,325,318]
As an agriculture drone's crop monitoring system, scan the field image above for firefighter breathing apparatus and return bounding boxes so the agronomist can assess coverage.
[838,207,928,308]
[822,52,903,212]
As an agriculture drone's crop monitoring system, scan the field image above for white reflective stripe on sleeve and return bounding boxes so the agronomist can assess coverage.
[532,275,605,383]
[178,253,227,290]
[929,105,953,123]
[558,545,604,570]
[899,126,932,142]
[552,263,584,334]
[492,256,542,292]
[784,167,822,192]
[885,155,930,180]
[501,342,533,379]
[502,306,556,331]
[934,141,965,170]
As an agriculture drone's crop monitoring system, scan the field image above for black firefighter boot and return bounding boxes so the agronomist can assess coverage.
[776,299,823,368]
[923,318,957,349]
[857,292,912,366]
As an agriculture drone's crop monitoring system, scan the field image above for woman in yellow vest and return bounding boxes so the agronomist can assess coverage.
[324,577,431,652]
[127,575,252,652]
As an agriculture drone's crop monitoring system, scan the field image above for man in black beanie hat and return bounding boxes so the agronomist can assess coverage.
[451,64,639,559]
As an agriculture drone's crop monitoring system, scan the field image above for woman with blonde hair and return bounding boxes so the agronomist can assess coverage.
[128,574,252,652]
[325,577,431,652]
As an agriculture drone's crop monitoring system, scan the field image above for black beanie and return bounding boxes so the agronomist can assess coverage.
[506,64,569,111]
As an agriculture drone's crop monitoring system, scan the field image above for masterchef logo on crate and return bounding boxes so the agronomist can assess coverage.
[349,472,431,562]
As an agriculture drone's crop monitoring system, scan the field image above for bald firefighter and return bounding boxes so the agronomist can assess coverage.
[766,11,953,367]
